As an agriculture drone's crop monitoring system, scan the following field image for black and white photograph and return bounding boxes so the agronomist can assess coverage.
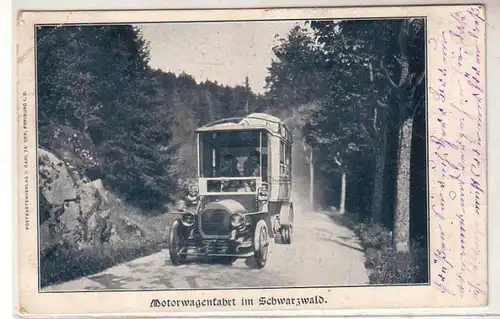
[35,17,429,292]
[15,5,489,315]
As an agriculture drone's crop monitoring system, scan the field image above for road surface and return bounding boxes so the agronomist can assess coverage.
[45,210,369,291]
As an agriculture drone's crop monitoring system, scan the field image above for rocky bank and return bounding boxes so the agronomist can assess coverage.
[39,148,144,251]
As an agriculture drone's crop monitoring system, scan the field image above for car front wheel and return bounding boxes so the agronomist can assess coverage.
[169,220,186,265]
[246,219,269,269]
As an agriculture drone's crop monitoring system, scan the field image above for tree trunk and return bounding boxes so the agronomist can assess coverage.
[339,169,347,215]
[309,149,314,210]
[371,153,385,222]
[371,120,387,223]
[393,116,413,252]
[369,61,386,223]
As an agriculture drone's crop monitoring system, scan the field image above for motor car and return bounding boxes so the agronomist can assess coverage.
[168,113,294,268]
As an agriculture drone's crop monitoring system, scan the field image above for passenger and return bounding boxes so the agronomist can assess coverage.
[244,150,261,177]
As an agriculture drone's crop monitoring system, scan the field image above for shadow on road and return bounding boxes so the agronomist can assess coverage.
[314,226,364,253]
[323,210,360,232]
[164,256,251,269]
[325,237,364,253]
[317,210,367,254]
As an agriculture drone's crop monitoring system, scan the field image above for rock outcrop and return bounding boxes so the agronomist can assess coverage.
[39,149,77,205]
[39,148,116,250]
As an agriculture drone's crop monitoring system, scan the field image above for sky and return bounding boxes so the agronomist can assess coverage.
[136,21,306,94]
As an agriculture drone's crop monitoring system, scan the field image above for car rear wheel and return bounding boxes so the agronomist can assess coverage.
[280,205,293,244]
[169,220,186,265]
[281,226,292,244]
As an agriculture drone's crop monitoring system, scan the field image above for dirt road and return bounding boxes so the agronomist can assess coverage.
[45,210,368,291]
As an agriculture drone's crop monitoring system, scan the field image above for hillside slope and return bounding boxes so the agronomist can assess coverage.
[39,147,176,287]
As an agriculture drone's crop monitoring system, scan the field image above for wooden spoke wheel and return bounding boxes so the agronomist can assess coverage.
[169,220,186,265]
[247,219,269,269]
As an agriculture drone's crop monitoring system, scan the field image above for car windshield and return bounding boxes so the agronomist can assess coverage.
[199,130,268,180]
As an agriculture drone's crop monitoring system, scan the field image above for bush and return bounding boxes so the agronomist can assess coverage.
[354,222,392,249]
[355,222,426,284]
[365,246,421,284]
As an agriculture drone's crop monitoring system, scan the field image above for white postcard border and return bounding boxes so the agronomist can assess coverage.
[15,5,488,316]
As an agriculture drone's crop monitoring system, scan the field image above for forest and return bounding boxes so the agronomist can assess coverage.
[37,19,427,285]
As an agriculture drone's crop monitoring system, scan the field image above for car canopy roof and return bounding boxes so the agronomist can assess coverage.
[196,113,285,136]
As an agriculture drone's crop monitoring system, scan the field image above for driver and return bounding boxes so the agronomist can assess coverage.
[217,154,240,177]
[217,154,241,192]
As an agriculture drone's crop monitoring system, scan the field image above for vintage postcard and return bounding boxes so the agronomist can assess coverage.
[16,4,487,317]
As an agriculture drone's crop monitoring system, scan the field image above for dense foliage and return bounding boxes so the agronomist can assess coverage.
[37,25,265,210]
[264,21,426,240]
[264,20,427,281]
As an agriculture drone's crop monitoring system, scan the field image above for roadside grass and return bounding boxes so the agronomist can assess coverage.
[40,234,169,288]
[40,194,179,288]
[324,208,428,285]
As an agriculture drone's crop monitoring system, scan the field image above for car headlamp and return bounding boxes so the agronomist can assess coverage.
[181,212,195,226]
[230,213,245,227]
